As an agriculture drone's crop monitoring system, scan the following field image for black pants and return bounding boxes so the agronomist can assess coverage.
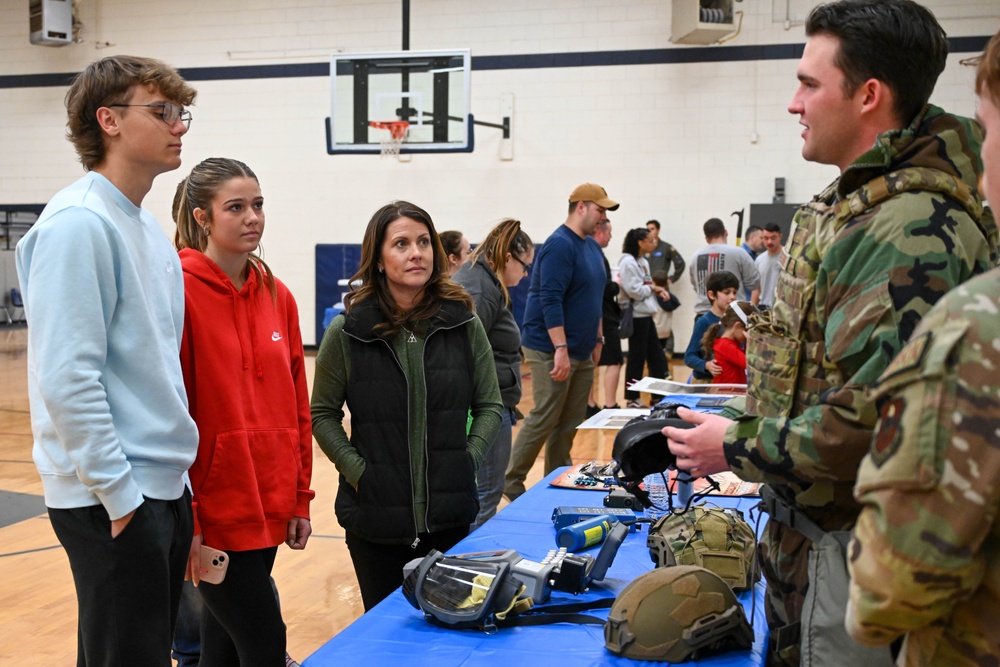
[346,526,469,611]
[173,575,285,666]
[197,546,284,667]
[625,316,668,400]
[49,492,193,667]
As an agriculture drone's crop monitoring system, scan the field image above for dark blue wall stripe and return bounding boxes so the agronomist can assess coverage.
[182,62,330,81]
[1,35,992,89]
[473,43,804,70]
[0,71,77,88]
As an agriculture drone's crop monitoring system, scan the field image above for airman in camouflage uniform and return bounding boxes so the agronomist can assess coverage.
[846,269,1000,666]
[846,27,1000,666]
[727,102,997,667]
[664,3,999,665]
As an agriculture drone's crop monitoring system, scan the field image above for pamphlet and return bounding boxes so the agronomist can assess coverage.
[577,407,648,430]
[627,377,747,397]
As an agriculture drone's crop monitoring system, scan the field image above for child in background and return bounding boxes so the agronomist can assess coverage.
[700,301,757,384]
[683,271,739,383]
[650,270,681,372]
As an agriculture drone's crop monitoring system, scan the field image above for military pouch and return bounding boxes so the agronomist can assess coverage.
[800,531,894,666]
[744,323,801,419]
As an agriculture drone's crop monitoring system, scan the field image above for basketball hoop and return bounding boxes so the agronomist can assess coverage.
[369,120,410,159]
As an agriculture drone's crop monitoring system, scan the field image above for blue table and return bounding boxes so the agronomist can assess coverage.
[304,468,768,666]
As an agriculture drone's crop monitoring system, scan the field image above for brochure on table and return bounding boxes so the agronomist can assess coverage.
[577,407,648,430]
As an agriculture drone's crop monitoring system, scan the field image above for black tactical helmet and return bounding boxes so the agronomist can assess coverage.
[612,405,693,483]
[604,565,754,662]
[647,505,760,592]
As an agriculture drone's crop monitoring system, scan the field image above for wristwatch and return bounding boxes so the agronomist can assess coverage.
[598,336,605,344]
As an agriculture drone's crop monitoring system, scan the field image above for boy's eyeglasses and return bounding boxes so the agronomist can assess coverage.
[107,101,192,129]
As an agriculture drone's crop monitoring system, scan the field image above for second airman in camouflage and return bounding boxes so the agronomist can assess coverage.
[846,27,1000,666]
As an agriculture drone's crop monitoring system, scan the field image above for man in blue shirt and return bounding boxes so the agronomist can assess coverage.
[740,225,765,261]
[504,183,616,499]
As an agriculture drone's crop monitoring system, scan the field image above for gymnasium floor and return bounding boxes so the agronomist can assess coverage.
[0,324,683,664]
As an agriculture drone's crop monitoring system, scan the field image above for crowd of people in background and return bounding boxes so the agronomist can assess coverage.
[12,1,1000,665]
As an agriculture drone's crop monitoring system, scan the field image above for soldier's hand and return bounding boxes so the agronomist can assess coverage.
[664,407,732,477]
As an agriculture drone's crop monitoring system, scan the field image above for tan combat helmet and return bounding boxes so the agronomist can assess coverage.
[647,505,760,592]
[604,565,754,662]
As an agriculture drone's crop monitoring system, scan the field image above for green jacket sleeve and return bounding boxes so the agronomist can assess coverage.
[310,316,366,487]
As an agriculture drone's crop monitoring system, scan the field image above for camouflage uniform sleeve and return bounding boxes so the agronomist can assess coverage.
[723,305,890,487]
[845,284,1000,646]
[667,243,686,284]
[723,192,994,487]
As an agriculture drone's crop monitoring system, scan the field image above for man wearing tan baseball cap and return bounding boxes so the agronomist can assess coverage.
[504,182,618,499]
[568,182,620,213]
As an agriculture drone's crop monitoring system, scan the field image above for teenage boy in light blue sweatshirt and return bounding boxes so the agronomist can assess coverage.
[15,56,199,666]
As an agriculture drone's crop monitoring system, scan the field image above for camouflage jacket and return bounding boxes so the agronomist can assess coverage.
[722,105,998,524]
[846,268,1000,666]
[646,239,686,284]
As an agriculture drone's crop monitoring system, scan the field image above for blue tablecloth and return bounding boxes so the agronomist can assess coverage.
[304,468,768,666]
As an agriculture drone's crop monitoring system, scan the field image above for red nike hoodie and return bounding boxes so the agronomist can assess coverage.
[179,248,314,551]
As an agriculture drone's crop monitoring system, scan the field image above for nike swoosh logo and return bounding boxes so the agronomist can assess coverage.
[271,332,282,341]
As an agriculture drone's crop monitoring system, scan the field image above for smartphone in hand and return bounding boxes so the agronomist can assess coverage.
[199,545,229,584]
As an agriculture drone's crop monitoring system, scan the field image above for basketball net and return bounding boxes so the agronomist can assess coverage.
[369,120,410,159]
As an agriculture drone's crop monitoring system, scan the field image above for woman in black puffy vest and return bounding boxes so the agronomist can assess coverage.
[311,200,503,611]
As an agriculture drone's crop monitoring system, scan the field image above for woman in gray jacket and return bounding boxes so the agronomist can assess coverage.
[453,219,534,529]
[618,227,671,408]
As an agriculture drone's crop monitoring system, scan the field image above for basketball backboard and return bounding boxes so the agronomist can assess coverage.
[326,49,473,154]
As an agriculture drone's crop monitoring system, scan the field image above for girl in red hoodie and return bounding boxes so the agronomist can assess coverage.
[174,158,314,666]
[700,301,757,385]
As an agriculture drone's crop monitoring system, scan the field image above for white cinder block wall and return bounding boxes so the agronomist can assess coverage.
[1,0,998,345]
